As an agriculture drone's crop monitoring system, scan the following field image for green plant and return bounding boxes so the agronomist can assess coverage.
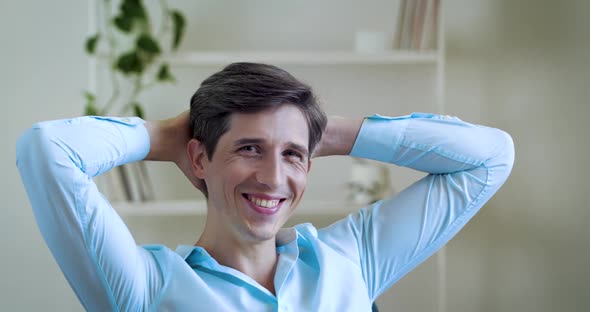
[83,0,186,119]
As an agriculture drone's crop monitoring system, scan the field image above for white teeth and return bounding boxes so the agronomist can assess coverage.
[247,195,280,208]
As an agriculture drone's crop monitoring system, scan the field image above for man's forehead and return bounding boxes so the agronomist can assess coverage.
[223,106,309,146]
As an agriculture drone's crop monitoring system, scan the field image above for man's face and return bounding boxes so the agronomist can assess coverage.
[198,104,311,242]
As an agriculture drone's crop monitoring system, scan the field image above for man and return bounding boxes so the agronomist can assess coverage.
[17,63,514,311]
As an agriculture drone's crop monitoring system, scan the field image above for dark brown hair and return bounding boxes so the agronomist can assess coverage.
[189,62,327,160]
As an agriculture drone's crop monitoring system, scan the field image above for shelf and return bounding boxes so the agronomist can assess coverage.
[113,199,362,217]
[165,50,438,66]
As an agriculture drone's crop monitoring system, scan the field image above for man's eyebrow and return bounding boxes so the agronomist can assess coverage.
[233,138,264,146]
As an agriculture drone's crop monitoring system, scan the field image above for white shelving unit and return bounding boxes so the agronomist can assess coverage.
[89,6,446,218]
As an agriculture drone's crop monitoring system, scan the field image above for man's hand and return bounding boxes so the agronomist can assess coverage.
[145,111,207,195]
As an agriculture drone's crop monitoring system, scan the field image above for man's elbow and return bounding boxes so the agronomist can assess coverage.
[16,126,59,171]
[487,129,515,183]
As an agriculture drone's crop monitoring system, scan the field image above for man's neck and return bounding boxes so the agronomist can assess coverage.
[196,226,279,295]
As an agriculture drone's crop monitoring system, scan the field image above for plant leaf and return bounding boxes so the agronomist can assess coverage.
[113,0,148,33]
[121,0,147,21]
[85,34,100,54]
[116,51,144,75]
[137,34,161,55]
[83,91,95,103]
[113,15,133,33]
[83,91,100,116]
[156,63,175,82]
[170,10,186,50]
[85,104,100,116]
[132,102,145,119]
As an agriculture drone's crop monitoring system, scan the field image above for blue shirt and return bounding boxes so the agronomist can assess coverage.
[16,113,514,311]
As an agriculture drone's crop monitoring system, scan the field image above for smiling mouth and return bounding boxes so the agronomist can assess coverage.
[242,194,286,209]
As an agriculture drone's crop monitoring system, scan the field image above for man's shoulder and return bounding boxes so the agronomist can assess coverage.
[140,244,180,262]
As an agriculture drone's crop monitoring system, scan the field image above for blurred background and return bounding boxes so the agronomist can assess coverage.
[1,0,589,311]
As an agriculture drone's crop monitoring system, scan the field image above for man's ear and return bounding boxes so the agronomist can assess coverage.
[307,158,312,174]
[187,138,207,179]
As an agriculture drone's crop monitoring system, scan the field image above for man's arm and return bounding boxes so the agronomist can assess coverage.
[316,113,515,300]
[16,115,188,310]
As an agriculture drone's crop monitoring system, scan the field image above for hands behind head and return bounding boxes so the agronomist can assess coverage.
[171,111,208,195]
[146,111,207,196]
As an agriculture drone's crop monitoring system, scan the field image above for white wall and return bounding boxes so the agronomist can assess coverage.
[445,0,590,311]
[0,1,88,310]
[1,0,588,311]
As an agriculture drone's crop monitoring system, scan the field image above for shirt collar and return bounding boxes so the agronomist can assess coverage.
[175,244,197,260]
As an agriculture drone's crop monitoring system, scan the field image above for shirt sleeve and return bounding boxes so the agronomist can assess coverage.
[16,116,164,311]
[317,112,515,300]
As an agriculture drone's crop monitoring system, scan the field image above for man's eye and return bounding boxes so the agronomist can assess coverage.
[239,145,259,154]
[284,150,303,161]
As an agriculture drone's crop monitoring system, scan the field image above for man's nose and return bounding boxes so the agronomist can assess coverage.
[255,155,283,189]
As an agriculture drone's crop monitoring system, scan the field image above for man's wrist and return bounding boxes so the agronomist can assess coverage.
[145,111,192,164]
[145,120,166,161]
[145,119,178,162]
[314,116,364,158]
